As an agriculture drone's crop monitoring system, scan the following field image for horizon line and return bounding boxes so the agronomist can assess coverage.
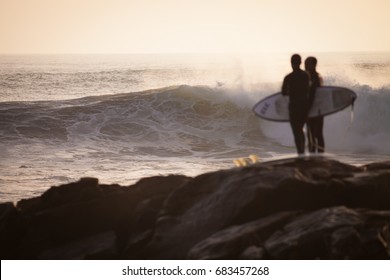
[1,50,390,56]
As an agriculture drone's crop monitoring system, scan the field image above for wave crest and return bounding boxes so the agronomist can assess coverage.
[1,84,389,156]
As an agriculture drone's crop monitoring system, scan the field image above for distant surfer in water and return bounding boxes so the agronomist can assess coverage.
[305,57,324,153]
[282,54,310,155]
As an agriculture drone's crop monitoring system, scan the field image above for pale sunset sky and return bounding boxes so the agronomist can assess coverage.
[1,0,389,54]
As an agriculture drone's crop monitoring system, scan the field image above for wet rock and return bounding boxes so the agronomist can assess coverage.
[1,157,390,259]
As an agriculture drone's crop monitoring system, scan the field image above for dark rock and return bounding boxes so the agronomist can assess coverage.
[264,156,362,178]
[342,171,390,210]
[17,177,101,214]
[145,157,390,259]
[1,157,390,259]
[17,174,190,258]
[17,197,41,213]
[121,195,167,259]
[363,161,390,171]
[264,206,390,259]
[239,246,265,259]
[187,211,298,259]
[0,202,27,259]
[38,231,117,259]
[378,223,390,257]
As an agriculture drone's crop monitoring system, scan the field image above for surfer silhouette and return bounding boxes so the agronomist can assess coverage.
[282,54,310,155]
[305,56,325,153]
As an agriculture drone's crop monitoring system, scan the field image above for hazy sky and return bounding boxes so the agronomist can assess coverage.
[1,0,389,54]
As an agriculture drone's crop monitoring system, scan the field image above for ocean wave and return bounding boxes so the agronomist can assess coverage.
[1,84,389,156]
[326,84,390,154]
[0,85,266,158]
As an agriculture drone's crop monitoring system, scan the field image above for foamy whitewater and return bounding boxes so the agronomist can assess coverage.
[1,53,390,202]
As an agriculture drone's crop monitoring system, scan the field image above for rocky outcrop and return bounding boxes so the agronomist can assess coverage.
[1,157,390,259]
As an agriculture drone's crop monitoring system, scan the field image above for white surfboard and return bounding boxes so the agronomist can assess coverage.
[252,86,357,122]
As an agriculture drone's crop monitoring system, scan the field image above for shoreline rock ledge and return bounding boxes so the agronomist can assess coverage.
[1,156,390,259]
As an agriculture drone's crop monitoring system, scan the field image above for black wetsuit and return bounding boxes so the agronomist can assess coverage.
[282,69,310,154]
[307,71,324,153]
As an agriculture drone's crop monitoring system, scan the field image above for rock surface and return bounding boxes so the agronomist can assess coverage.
[1,156,390,259]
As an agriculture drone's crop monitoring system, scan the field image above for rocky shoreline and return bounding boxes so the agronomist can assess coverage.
[1,156,390,259]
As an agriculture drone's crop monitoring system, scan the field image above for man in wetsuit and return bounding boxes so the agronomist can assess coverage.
[282,54,310,155]
[305,56,324,153]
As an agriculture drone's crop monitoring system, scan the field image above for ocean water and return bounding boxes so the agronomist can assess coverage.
[1,53,390,203]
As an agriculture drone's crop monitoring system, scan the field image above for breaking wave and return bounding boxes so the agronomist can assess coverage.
[1,84,389,158]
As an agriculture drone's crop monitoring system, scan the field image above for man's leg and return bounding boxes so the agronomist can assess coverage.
[290,115,305,155]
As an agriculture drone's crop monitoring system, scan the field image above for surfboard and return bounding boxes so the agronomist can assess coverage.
[252,86,357,122]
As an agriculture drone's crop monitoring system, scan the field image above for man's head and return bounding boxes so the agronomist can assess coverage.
[291,54,302,70]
